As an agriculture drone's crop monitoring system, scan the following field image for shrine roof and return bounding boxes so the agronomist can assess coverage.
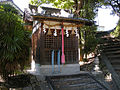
[32,6,94,26]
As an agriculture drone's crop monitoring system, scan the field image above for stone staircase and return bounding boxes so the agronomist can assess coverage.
[99,36,120,90]
[46,73,108,90]
[101,36,120,76]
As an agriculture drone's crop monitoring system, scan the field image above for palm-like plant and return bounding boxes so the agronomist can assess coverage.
[0,4,31,78]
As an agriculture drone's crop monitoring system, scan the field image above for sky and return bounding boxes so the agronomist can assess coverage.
[95,7,119,31]
[13,0,119,31]
[13,0,30,11]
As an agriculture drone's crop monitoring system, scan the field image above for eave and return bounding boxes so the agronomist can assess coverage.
[32,14,94,26]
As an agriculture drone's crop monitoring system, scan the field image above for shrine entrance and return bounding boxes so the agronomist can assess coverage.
[38,34,78,65]
[33,21,80,65]
[24,6,93,75]
[31,7,93,68]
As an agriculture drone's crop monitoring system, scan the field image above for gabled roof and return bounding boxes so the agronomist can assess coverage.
[33,14,93,26]
[0,0,23,16]
[32,6,94,26]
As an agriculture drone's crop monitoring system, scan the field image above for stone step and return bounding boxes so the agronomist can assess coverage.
[55,82,105,90]
[53,79,96,87]
[52,77,94,85]
[101,39,120,43]
[110,61,120,65]
[103,45,120,50]
[52,77,92,82]
[104,42,120,45]
[107,55,120,59]
[46,73,107,90]
[52,86,105,90]
[100,41,120,46]
[49,73,88,80]
[116,71,120,76]
[112,65,120,71]
[104,47,120,52]
[109,59,120,64]
[101,37,120,41]
[105,51,120,55]
[40,81,50,90]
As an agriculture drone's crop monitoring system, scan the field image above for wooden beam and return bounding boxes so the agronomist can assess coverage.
[32,15,93,26]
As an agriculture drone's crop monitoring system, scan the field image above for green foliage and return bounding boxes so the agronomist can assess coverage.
[111,20,120,37]
[30,0,98,20]
[30,0,75,10]
[98,0,120,16]
[0,4,31,78]
[85,27,97,54]
[81,0,97,20]
[51,0,74,9]
[80,25,97,59]
[30,0,51,5]
[0,4,19,15]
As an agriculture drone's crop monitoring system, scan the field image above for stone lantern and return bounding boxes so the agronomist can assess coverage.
[92,56,102,74]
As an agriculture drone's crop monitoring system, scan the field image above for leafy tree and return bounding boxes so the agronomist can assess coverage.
[111,20,120,37]
[30,0,100,19]
[0,4,31,79]
[82,26,97,59]
[0,4,19,14]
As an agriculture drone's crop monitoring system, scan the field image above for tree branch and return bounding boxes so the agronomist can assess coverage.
[109,1,120,17]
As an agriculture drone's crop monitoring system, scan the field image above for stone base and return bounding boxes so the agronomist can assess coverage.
[92,71,103,79]
[92,71,102,75]
[28,64,80,76]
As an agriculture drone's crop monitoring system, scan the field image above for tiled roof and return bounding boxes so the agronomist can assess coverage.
[31,6,94,25]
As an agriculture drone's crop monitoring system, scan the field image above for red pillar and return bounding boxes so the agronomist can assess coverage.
[61,23,65,64]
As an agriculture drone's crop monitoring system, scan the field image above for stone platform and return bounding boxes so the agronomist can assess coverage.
[27,64,80,77]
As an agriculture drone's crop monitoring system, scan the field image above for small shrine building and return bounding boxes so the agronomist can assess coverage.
[30,7,93,66]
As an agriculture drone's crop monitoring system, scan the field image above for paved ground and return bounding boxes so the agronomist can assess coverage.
[0,64,111,90]
[0,64,81,90]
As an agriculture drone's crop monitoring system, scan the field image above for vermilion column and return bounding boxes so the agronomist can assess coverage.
[61,23,65,64]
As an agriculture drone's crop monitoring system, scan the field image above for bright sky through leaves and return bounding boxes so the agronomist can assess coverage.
[95,7,119,31]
